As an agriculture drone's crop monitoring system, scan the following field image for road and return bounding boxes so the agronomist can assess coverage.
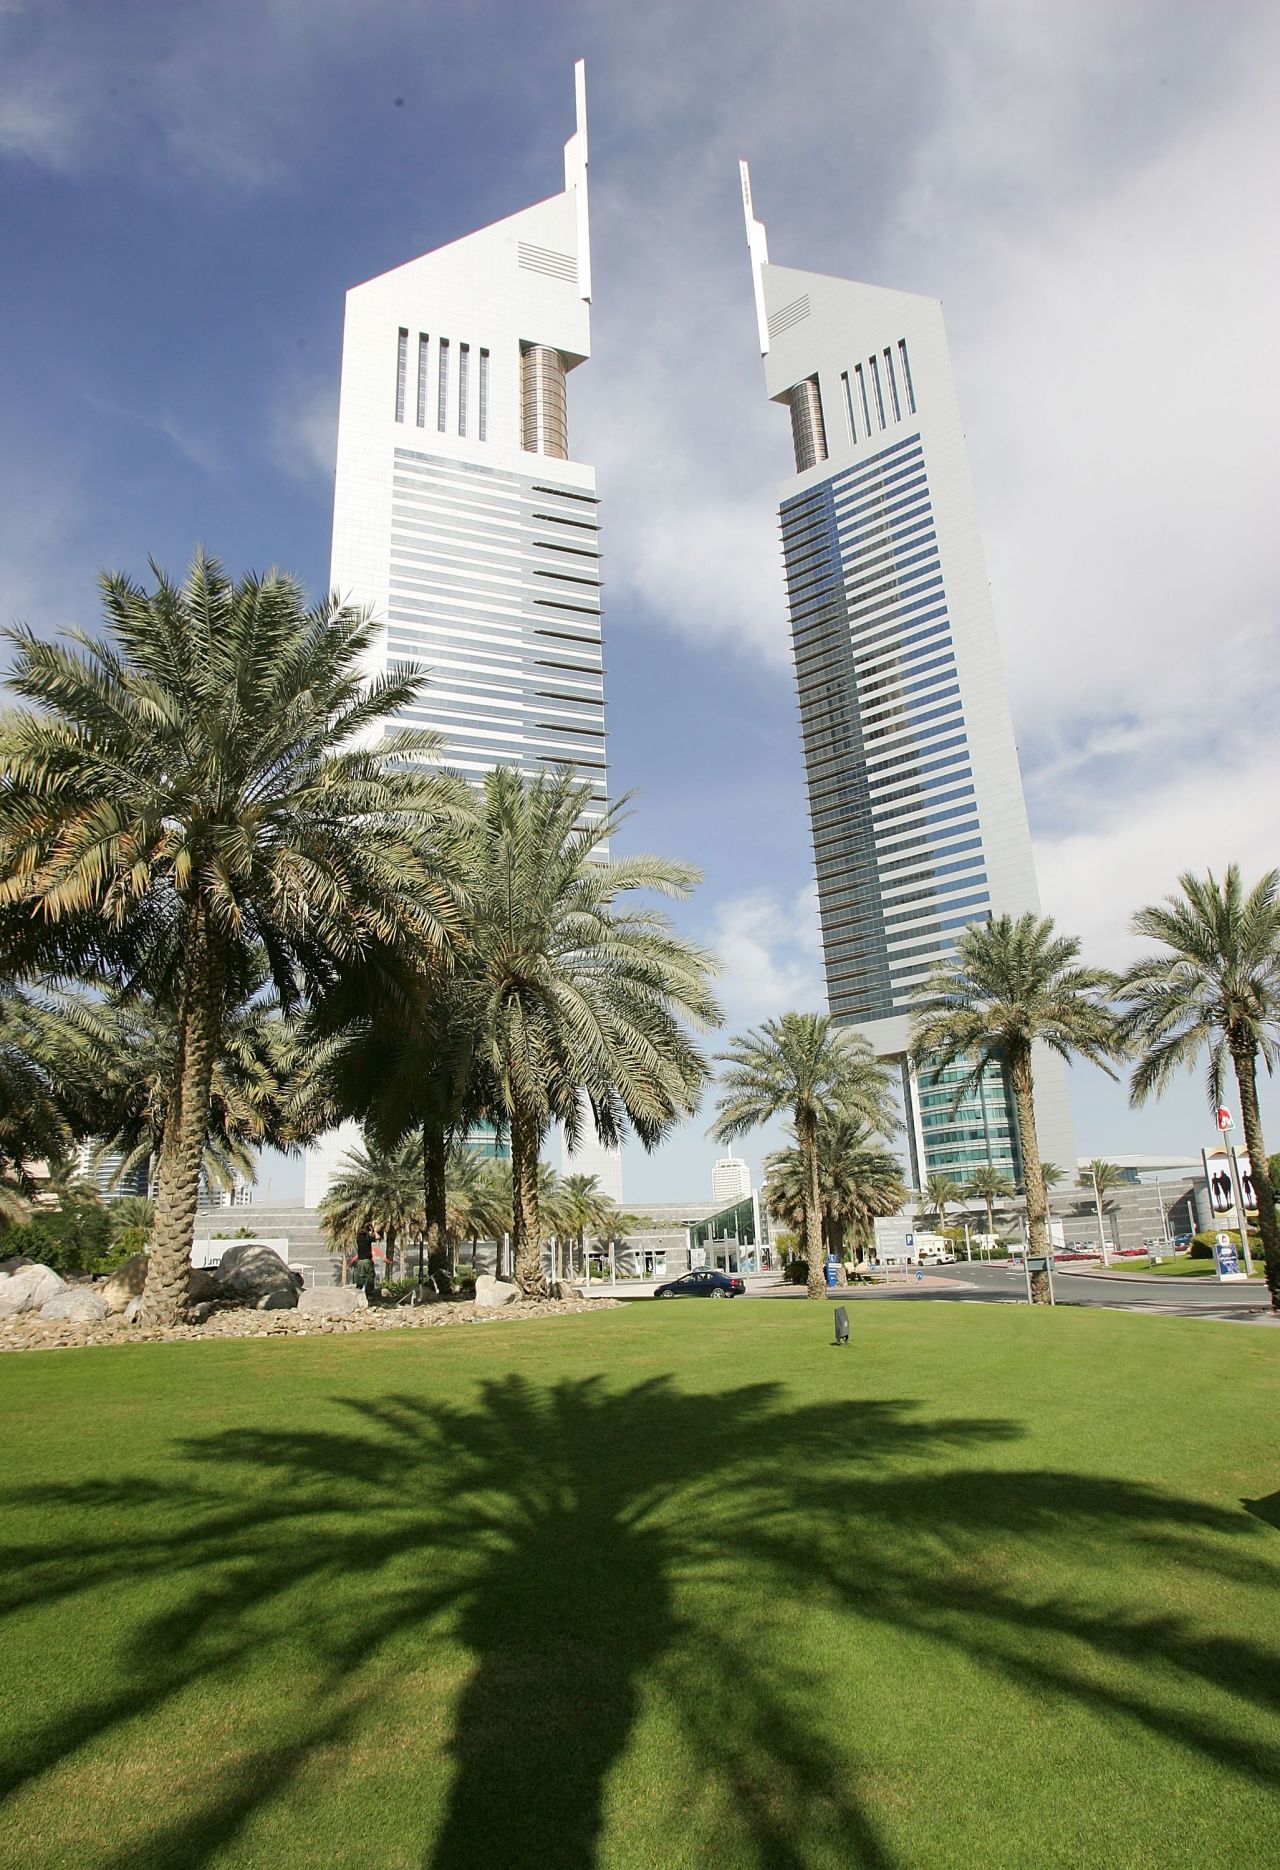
[756,1260,1276,1323]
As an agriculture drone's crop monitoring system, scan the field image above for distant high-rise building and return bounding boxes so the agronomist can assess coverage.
[711,1154,752,1205]
[305,62,620,1207]
[739,165,1075,1188]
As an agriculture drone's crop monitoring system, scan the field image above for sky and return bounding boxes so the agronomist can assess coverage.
[2,0,1278,1205]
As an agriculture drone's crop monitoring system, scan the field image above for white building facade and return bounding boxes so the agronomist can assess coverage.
[739,166,1075,1188]
[304,64,620,1206]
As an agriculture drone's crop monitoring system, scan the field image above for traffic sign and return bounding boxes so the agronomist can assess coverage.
[1216,1107,1234,1131]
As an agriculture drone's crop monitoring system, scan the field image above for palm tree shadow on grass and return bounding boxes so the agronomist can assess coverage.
[2,1376,1278,1869]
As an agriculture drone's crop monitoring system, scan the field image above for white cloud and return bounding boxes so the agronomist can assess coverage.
[266,376,339,483]
[698,884,824,1030]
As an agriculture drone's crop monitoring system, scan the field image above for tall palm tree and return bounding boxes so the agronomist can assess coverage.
[765,1111,906,1266]
[1039,1162,1066,1193]
[467,768,720,1295]
[0,553,463,1327]
[924,1170,961,1234]
[713,1013,898,1298]
[557,1173,616,1282]
[1079,1159,1124,1267]
[321,1136,423,1278]
[444,1144,509,1277]
[1116,865,1280,1309]
[911,914,1119,1301]
[963,1163,1015,1244]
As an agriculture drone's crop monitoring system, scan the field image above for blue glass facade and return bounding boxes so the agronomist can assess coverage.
[780,433,991,1028]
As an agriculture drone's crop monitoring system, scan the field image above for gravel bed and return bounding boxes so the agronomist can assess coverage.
[0,1294,623,1355]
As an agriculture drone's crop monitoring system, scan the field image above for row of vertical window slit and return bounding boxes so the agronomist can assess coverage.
[396,330,490,442]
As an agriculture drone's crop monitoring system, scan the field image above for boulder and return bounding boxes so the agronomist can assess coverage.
[100,1253,149,1314]
[0,1263,66,1315]
[188,1268,221,1303]
[216,1243,302,1309]
[41,1287,108,1324]
[474,1274,520,1310]
[552,1281,582,1302]
[296,1287,368,1317]
[0,1254,35,1276]
[124,1296,141,1323]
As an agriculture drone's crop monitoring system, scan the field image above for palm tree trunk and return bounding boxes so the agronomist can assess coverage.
[511,1106,542,1296]
[1231,1041,1279,1310]
[799,1110,825,1299]
[984,1196,995,1242]
[140,925,223,1330]
[1009,1045,1051,1303]
[422,1119,447,1287]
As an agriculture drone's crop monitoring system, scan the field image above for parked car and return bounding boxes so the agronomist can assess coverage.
[654,1270,746,1300]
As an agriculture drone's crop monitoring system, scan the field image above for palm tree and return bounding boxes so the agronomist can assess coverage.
[1039,1162,1066,1192]
[0,553,463,1327]
[558,1173,615,1282]
[924,1170,961,1234]
[444,1144,509,1278]
[963,1163,1015,1246]
[765,1111,906,1267]
[1079,1159,1124,1267]
[911,914,1119,1301]
[467,768,720,1295]
[713,1013,898,1298]
[1116,866,1280,1309]
[88,979,297,1202]
[321,1136,423,1280]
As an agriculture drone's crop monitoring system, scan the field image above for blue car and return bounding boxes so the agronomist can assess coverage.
[654,1269,746,1299]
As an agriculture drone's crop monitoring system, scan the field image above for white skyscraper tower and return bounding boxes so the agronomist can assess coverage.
[739,165,1075,1190]
[712,1155,752,1204]
[305,63,620,1205]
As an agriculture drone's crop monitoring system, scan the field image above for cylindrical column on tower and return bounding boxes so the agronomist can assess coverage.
[788,376,828,474]
[521,344,569,458]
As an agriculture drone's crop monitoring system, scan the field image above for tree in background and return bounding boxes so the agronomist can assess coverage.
[0,553,464,1327]
[466,769,719,1295]
[1079,1159,1125,1266]
[1117,865,1280,1310]
[765,1111,906,1266]
[911,914,1119,1302]
[557,1173,616,1282]
[963,1163,1015,1245]
[715,1013,898,1298]
[924,1171,961,1234]
[321,1137,423,1281]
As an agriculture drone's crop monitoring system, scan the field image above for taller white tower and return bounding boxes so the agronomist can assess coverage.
[738,164,1076,1190]
[304,63,620,1206]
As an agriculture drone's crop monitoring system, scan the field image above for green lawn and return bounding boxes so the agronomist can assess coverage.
[1,1304,1277,1870]
[1126,1255,1265,1279]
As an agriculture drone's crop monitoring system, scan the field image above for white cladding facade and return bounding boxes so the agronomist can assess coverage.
[740,166,1075,1187]
[304,64,620,1207]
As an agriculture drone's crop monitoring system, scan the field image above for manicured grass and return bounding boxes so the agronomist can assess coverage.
[1,1304,1277,1870]
[1125,1255,1265,1279]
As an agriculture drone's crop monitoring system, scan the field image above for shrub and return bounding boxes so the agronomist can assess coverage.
[783,1259,810,1285]
[1190,1229,1257,1260]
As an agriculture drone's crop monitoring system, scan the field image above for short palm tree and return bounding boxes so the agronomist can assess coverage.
[963,1163,1015,1243]
[924,1170,961,1233]
[765,1110,906,1266]
[0,553,463,1327]
[89,980,295,1201]
[1039,1161,1066,1192]
[1079,1159,1124,1266]
[713,1012,898,1298]
[321,1136,423,1277]
[467,768,720,1295]
[558,1173,616,1281]
[911,914,1119,1300]
[1116,866,1280,1309]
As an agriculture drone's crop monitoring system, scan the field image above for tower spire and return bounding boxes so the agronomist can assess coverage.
[739,159,770,354]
